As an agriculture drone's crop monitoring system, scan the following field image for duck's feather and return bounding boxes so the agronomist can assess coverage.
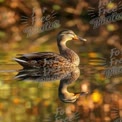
[14,52,72,68]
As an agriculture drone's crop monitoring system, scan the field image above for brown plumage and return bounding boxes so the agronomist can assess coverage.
[14,30,86,69]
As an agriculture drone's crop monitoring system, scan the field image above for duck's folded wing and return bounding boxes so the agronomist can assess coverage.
[22,52,59,59]
[14,52,70,68]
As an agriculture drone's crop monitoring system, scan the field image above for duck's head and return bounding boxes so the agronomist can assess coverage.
[57,29,87,45]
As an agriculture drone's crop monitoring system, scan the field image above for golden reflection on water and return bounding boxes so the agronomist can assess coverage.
[0,0,122,121]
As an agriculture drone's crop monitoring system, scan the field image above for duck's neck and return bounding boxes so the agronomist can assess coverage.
[58,79,77,103]
[57,39,80,66]
[58,67,80,103]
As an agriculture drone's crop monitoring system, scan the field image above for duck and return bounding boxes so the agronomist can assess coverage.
[15,66,88,103]
[14,29,86,68]
[58,66,87,103]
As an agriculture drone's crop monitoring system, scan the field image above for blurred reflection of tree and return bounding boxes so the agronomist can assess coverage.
[0,0,121,53]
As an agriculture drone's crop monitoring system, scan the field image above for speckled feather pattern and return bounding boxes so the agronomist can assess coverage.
[14,30,85,69]
[15,52,75,68]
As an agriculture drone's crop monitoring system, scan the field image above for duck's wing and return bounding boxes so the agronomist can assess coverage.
[14,52,70,68]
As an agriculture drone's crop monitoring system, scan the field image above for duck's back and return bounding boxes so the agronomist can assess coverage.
[14,52,73,68]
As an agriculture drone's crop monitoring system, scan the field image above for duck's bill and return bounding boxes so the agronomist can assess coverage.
[73,35,87,41]
[75,91,89,98]
[80,91,89,96]
[78,36,87,41]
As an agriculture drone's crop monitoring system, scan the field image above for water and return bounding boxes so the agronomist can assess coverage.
[0,6,122,121]
[0,48,121,122]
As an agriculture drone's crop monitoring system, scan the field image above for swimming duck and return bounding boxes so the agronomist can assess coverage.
[14,30,86,68]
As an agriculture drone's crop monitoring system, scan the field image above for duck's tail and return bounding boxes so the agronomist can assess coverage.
[13,57,30,68]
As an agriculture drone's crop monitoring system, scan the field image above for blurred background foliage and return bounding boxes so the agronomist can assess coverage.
[0,0,122,122]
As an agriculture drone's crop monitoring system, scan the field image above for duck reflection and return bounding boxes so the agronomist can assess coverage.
[15,66,88,103]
